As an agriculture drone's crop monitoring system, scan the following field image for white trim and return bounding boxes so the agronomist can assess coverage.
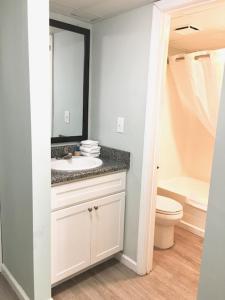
[136,0,217,277]
[179,221,205,238]
[1,264,29,300]
[115,253,137,273]
[0,219,2,272]
[136,4,171,276]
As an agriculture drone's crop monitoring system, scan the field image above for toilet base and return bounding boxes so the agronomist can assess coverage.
[154,224,175,249]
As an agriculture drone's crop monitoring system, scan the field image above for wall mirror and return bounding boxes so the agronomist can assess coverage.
[50,19,90,143]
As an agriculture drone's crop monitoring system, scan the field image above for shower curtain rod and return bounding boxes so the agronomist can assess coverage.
[167,53,210,64]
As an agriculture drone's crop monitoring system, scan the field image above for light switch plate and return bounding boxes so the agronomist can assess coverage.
[117,117,125,133]
[64,110,70,124]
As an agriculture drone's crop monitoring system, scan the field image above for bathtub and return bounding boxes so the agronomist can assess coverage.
[158,176,209,237]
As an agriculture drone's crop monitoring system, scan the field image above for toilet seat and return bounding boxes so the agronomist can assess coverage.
[156,196,183,215]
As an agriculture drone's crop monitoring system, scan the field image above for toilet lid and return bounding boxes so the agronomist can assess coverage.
[156,196,183,214]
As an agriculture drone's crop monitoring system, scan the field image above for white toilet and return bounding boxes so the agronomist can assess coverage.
[154,196,183,249]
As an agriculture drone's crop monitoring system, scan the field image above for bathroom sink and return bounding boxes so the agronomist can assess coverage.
[51,157,102,171]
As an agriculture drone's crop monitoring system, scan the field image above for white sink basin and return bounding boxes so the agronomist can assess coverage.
[51,157,102,171]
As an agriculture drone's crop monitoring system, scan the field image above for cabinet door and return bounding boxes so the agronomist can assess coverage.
[91,192,125,264]
[51,202,92,284]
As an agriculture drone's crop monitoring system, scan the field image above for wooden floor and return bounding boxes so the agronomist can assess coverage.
[0,274,18,300]
[52,227,203,300]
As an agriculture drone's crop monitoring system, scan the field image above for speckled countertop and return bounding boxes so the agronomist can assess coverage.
[51,145,130,186]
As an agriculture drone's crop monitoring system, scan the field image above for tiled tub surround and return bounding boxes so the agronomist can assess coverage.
[51,145,130,185]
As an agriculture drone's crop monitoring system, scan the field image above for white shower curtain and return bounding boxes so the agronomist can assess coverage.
[169,49,225,137]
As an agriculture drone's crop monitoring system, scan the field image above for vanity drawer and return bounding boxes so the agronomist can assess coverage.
[51,172,126,211]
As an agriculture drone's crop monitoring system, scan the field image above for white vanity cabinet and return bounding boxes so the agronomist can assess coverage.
[90,192,125,265]
[51,172,126,285]
[51,201,92,284]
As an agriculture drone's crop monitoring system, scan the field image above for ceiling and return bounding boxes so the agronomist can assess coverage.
[169,0,225,54]
[50,0,155,23]
[50,1,225,52]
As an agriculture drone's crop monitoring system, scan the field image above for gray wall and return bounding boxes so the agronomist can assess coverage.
[198,70,225,299]
[90,4,153,260]
[0,1,34,297]
[0,1,51,299]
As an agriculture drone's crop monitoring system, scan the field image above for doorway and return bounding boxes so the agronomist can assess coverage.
[137,0,225,277]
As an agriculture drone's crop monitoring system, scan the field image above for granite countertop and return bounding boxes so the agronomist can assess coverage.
[51,145,130,186]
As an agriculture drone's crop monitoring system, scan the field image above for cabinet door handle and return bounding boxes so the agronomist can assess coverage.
[94,206,99,210]
[88,208,93,212]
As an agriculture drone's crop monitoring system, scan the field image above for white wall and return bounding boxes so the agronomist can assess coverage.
[90,4,153,260]
[0,1,51,299]
[198,70,225,299]
[27,1,51,299]
[158,69,183,181]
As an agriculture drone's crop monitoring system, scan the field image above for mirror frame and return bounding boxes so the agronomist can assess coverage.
[50,19,90,144]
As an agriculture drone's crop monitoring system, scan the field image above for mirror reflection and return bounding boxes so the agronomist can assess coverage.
[50,26,85,139]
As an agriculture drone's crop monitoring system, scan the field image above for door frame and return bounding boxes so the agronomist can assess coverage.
[0,220,2,271]
[136,0,220,275]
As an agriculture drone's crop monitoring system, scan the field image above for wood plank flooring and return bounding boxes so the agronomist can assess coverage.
[0,274,18,300]
[52,227,203,300]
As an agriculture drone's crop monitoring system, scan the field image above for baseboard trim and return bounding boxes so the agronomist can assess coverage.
[1,264,29,300]
[115,253,137,273]
[179,220,205,238]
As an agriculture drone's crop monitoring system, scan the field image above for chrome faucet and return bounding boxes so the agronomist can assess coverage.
[63,153,73,160]
[56,146,73,159]
[62,146,73,160]
[55,146,73,160]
